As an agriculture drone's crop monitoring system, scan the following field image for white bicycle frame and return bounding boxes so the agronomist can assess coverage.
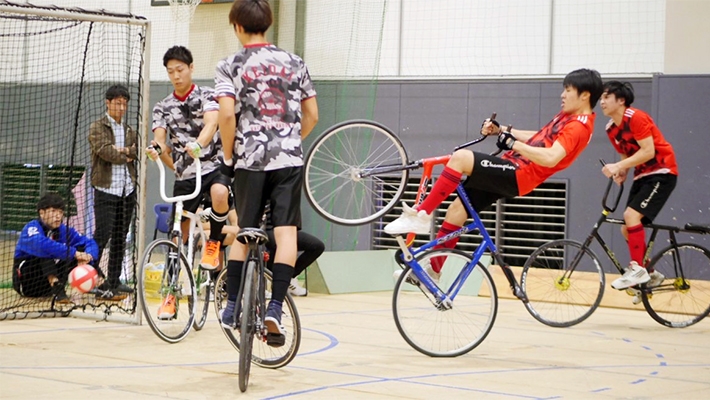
[151,157,209,313]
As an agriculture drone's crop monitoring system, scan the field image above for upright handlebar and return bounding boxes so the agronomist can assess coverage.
[150,147,202,204]
[453,113,510,157]
[599,159,624,212]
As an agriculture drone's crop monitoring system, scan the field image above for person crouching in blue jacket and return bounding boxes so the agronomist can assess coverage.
[13,193,99,303]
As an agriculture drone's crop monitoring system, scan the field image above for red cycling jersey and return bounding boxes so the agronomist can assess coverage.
[503,111,596,195]
[605,107,678,179]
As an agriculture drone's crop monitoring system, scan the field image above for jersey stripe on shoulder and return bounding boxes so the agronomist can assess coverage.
[624,108,635,118]
[576,115,588,125]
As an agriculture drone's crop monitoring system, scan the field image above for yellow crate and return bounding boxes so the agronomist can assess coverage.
[144,263,164,299]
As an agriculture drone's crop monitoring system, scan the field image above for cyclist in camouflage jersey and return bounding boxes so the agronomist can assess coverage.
[215,0,319,347]
[147,46,232,320]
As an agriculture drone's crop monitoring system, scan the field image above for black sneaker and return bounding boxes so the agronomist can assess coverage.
[264,301,286,347]
[51,283,71,304]
[114,283,135,294]
[91,287,126,301]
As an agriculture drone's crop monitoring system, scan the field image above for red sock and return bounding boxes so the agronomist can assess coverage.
[627,224,646,266]
[418,166,462,215]
[430,221,461,273]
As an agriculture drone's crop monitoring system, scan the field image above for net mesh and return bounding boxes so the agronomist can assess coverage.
[168,0,203,24]
[0,1,148,319]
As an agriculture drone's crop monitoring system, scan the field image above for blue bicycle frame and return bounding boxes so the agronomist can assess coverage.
[396,184,528,307]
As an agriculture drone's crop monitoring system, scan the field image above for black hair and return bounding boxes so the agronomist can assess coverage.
[37,193,65,212]
[229,0,272,33]
[163,45,193,67]
[602,80,635,107]
[105,84,130,101]
[562,68,603,109]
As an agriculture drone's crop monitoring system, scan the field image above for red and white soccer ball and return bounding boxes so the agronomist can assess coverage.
[69,264,98,293]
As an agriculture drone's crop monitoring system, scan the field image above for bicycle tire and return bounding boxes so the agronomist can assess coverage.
[521,239,605,327]
[191,235,210,331]
[392,249,498,357]
[138,239,196,343]
[238,260,256,392]
[303,119,409,225]
[192,268,210,331]
[642,243,710,328]
[214,269,301,369]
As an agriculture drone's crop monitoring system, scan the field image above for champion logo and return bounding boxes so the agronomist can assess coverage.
[480,160,516,171]
[640,182,660,208]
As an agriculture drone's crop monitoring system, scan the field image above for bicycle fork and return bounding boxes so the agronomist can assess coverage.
[492,252,528,302]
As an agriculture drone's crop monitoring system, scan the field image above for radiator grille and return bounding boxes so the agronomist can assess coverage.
[373,177,567,267]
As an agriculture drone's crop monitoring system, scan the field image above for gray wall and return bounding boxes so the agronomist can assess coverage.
[303,75,710,270]
[10,77,701,267]
[135,72,710,280]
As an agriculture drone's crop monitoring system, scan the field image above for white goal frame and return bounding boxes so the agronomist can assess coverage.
[0,1,151,325]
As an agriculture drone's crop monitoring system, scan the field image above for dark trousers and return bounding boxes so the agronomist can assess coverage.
[13,257,77,297]
[93,189,136,288]
[265,231,325,277]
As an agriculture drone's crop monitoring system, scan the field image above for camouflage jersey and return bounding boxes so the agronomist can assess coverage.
[215,43,317,172]
[152,84,221,180]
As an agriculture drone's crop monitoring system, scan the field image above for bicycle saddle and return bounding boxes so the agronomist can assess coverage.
[685,223,710,234]
[236,227,269,245]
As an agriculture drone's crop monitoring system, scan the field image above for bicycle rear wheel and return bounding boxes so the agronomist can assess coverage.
[521,239,605,327]
[392,249,498,357]
[303,119,409,225]
[138,239,196,343]
[642,243,710,328]
[214,269,301,369]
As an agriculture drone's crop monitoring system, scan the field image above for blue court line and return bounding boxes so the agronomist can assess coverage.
[296,327,338,356]
[0,328,339,371]
[278,362,710,399]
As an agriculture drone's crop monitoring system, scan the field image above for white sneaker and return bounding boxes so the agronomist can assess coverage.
[384,202,433,235]
[392,262,441,286]
[611,261,651,290]
[647,270,665,287]
[288,277,307,296]
[628,288,642,305]
[629,270,665,304]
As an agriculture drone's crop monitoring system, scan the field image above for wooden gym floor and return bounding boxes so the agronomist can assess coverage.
[1,292,709,399]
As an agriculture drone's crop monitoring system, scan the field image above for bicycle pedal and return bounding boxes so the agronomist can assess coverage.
[625,288,638,297]
[266,332,286,348]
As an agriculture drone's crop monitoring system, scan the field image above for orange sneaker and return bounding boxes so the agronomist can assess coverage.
[200,239,220,270]
[157,294,176,320]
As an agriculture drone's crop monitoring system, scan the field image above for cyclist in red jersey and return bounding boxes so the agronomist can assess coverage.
[599,81,678,293]
[386,69,603,282]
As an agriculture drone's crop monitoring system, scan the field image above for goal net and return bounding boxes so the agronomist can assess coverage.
[0,1,149,321]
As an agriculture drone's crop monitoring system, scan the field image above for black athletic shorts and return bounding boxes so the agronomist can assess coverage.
[233,166,302,229]
[627,173,677,224]
[173,169,232,217]
[461,151,519,213]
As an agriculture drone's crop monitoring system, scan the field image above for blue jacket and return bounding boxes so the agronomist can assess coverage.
[14,219,99,263]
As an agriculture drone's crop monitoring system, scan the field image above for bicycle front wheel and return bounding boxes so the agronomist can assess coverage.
[303,120,409,225]
[392,249,498,357]
[214,269,301,369]
[192,267,210,331]
[191,236,210,331]
[521,239,605,327]
[138,239,196,343]
[643,243,710,328]
[239,261,257,393]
